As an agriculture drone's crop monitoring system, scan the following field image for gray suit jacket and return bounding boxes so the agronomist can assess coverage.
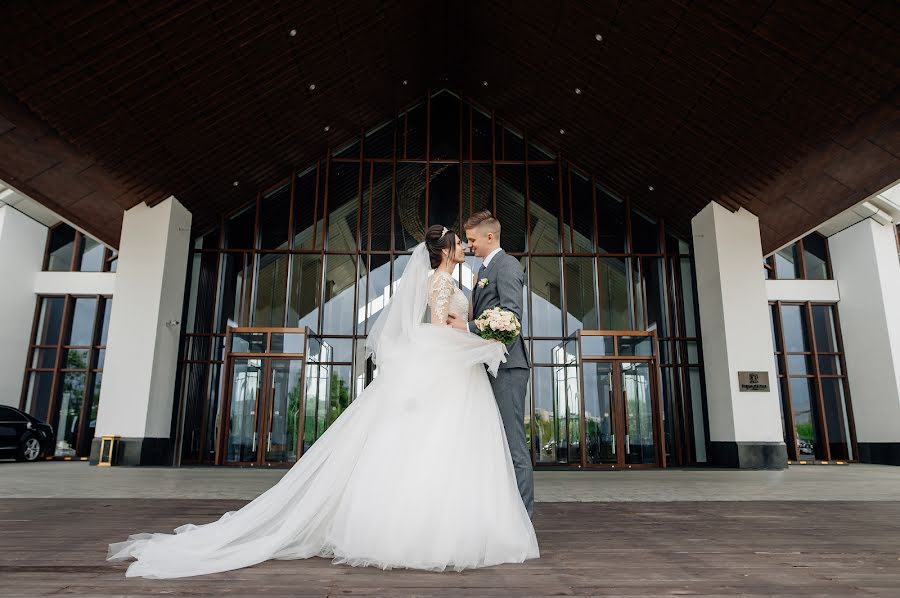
[468,249,531,369]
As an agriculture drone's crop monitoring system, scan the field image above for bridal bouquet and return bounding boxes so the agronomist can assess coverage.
[475,307,521,345]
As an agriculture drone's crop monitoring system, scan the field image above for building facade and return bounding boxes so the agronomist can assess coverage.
[2,92,900,469]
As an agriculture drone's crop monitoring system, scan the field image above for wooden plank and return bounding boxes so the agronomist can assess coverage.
[1,499,899,596]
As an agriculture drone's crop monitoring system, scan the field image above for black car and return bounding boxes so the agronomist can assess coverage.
[0,405,55,462]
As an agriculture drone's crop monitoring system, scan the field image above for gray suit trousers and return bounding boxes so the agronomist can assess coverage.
[489,366,534,518]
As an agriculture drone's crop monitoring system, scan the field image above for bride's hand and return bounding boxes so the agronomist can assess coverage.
[446,313,468,331]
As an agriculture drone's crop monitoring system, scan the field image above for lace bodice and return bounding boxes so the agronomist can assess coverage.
[428,271,469,325]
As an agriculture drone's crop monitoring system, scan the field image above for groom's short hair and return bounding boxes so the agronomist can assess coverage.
[464,210,501,236]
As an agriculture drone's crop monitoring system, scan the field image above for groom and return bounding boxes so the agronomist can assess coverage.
[448,210,534,518]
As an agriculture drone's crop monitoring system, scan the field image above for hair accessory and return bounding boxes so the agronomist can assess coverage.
[439,226,448,239]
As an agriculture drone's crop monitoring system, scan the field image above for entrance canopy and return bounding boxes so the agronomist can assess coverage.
[1,1,897,250]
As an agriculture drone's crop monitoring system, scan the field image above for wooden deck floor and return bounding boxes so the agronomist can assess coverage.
[2,499,899,596]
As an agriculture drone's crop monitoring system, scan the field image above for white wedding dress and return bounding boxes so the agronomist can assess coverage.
[107,243,539,579]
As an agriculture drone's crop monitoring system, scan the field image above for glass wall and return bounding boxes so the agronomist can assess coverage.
[21,295,111,459]
[44,223,118,272]
[764,232,830,280]
[769,302,855,461]
[176,90,705,466]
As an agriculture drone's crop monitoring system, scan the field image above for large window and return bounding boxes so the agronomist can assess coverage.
[764,232,830,280]
[21,295,111,459]
[44,223,117,273]
[769,302,855,461]
[177,90,705,466]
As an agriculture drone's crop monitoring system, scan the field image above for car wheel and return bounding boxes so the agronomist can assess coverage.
[16,435,43,462]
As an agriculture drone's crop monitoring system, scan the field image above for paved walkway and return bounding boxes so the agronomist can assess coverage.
[1,461,899,501]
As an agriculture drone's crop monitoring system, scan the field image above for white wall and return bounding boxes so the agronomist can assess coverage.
[766,279,840,302]
[692,203,783,444]
[33,271,116,295]
[828,218,900,443]
[95,198,191,440]
[0,206,47,407]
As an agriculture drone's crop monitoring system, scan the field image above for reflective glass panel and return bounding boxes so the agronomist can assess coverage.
[821,378,852,460]
[288,255,321,330]
[232,332,266,353]
[789,377,819,460]
[564,257,598,332]
[597,188,626,253]
[77,236,105,272]
[54,372,86,457]
[265,359,303,464]
[774,244,800,279]
[47,225,76,271]
[529,257,563,337]
[259,183,291,250]
[66,298,97,346]
[599,257,631,330]
[781,305,810,352]
[293,166,320,250]
[583,362,617,464]
[622,362,656,464]
[254,254,288,327]
[803,233,829,280]
[497,164,527,252]
[631,210,659,254]
[528,165,560,253]
[226,358,263,462]
[325,162,360,252]
[811,305,839,353]
[321,255,359,335]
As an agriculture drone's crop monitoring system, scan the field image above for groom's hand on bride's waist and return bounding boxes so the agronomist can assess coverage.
[446,313,470,331]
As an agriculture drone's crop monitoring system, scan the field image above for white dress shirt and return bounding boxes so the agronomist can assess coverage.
[481,247,503,270]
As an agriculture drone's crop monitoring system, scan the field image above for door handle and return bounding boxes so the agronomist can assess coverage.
[611,433,616,454]
[626,434,631,454]
[267,432,272,452]
[252,432,258,452]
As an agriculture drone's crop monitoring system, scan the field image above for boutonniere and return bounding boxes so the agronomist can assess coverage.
[478,277,489,289]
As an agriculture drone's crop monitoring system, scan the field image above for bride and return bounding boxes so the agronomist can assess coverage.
[107,224,540,578]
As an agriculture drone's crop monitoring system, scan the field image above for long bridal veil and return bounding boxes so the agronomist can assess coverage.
[107,242,537,578]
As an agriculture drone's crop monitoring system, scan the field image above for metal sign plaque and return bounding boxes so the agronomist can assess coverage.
[738,371,770,392]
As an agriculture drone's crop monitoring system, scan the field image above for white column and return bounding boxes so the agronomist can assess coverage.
[691,202,786,468]
[828,218,900,465]
[0,206,47,407]
[93,198,191,465]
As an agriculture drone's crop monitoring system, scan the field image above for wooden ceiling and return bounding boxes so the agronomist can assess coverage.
[1,0,898,250]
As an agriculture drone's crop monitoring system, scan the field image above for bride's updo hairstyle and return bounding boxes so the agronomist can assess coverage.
[424,224,457,270]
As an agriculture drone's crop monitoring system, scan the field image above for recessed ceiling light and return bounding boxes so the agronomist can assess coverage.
[595,33,603,42]
[232,181,239,187]
[324,125,330,132]
[575,87,582,94]
[308,83,316,91]
[402,79,408,85]
[289,29,297,37]
[482,80,488,86]
[648,185,655,191]
[559,128,565,135]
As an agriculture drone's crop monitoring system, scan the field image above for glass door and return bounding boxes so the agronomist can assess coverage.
[224,358,264,464]
[583,361,617,464]
[263,359,303,465]
[578,332,663,468]
[621,362,656,465]
[217,328,310,466]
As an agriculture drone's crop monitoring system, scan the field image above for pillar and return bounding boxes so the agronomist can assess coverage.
[828,218,900,465]
[691,202,787,468]
[92,197,191,465]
